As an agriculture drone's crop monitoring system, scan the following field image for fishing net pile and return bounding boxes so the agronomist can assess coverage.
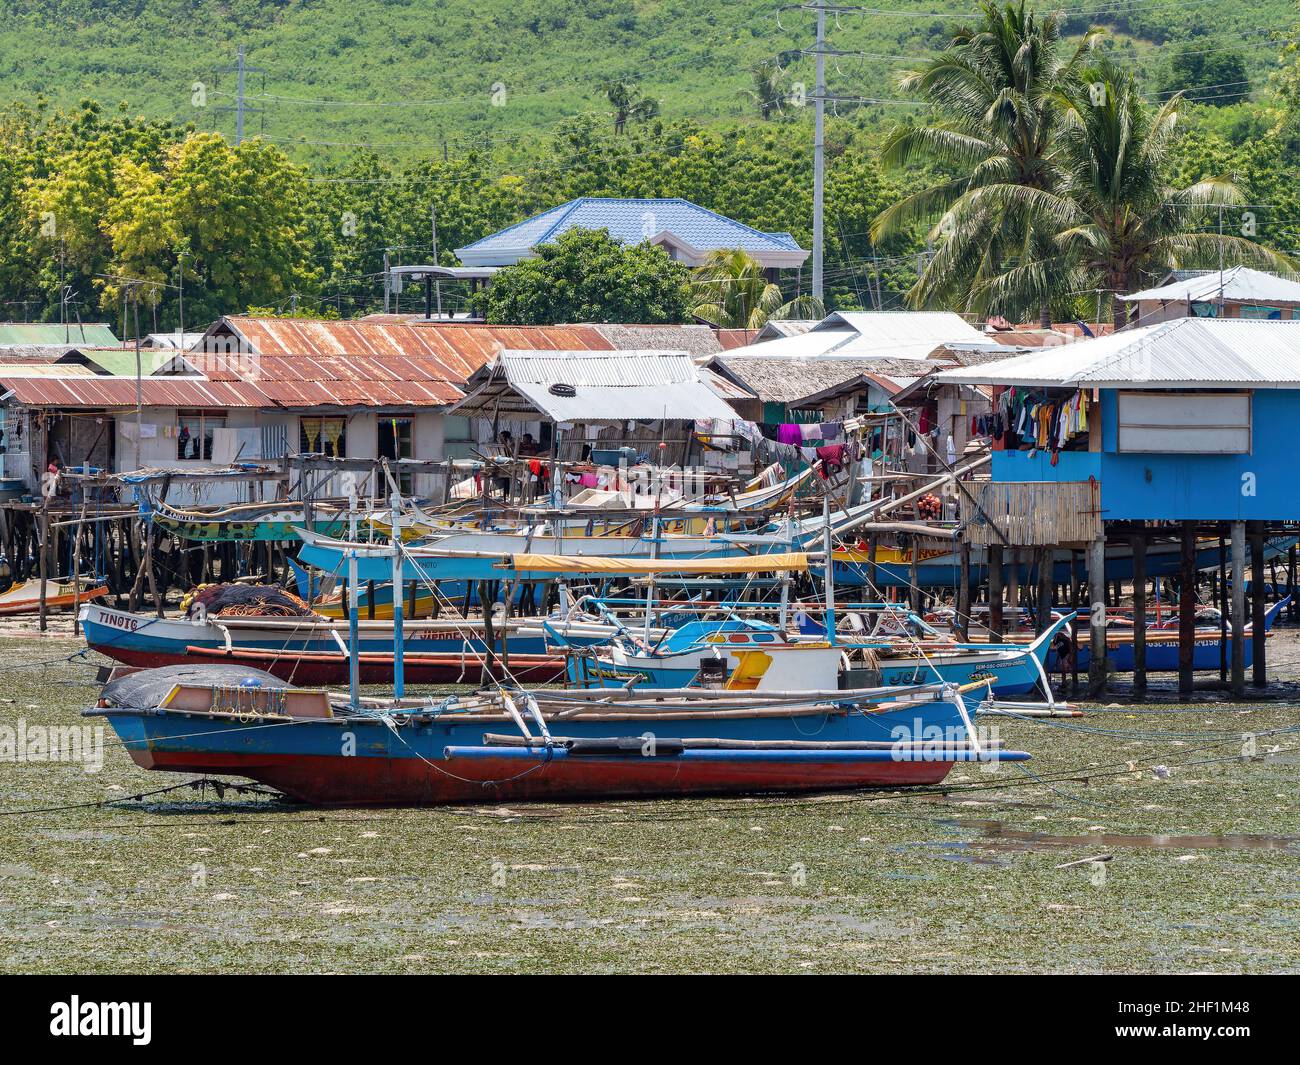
[181,583,318,619]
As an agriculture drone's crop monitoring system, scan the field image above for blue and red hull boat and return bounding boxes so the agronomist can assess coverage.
[90,667,1026,806]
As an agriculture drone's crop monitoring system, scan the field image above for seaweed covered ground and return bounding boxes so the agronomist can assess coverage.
[1,631,1298,974]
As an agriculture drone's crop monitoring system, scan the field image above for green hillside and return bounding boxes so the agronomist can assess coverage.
[0,0,1293,162]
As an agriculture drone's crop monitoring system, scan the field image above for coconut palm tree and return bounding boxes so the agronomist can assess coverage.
[602,80,660,135]
[871,2,1101,325]
[689,249,824,329]
[1033,59,1294,329]
[741,61,787,121]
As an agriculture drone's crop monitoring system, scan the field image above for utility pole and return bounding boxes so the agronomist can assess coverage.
[812,0,826,302]
[215,44,264,145]
[431,203,442,318]
[59,240,67,342]
[1217,203,1226,316]
[782,2,872,305]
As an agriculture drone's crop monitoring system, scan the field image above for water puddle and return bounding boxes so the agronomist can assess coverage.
[951,820,1300,853]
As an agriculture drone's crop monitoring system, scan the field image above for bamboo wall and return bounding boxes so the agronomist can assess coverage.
[960,480,1101,546]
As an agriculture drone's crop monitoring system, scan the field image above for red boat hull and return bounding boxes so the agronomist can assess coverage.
[89,644,565,685]
[128,748,956,806]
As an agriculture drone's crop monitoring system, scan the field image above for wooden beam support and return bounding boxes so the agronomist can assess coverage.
[1177,521,1196,699]
[1132,532,1146,699]
[1087,536,1107,696]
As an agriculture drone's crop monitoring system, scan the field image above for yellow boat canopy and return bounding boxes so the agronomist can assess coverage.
[503,551,811,575]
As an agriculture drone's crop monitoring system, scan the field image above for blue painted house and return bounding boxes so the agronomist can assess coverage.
[937,317,1300,522]
[455,197,809,272]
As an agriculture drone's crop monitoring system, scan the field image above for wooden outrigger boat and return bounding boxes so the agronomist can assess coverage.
[566,606,1073,698]
[89,666,1024,806]
[0,578,108,616]
[146,498,353,542]
[86,544,1031,807]
[78,601,632,675]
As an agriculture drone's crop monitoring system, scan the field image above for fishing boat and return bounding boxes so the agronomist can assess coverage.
[825,536,1300,589]
[0,578,108,616]
[89,665,1026,806]
[145,498,354,542]
[566,612,1072,698]
[1056,596,1291,673]
[295,526,800,583]
[79,600,632,676]
[366,462,818,540]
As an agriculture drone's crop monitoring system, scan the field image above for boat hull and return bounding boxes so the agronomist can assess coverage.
[828,537,1298,589]
[99,644,567,684]
[99,694,995,805]
[80,603,618,667]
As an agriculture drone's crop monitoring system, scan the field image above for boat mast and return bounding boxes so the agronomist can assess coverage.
[391,491,405,699]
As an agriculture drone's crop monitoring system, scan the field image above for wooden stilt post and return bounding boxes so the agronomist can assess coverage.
[1251,521,1267,688]
[1177,521,1196,698]
[1087,536,1107,696]
[987,542,1004,641]
[71,497,87,636]
[1231,520,1246,696]
[127,519,147,613]
[1035,547,1053,635]
[1218,529,1228,683]
[145,525,163,618]
[1288,542,1297,623]
[1132,532,1147,699]
[955,539,971,641]
[37,501,49,633]
[1007,547,1020,630]
[479,580,497,686]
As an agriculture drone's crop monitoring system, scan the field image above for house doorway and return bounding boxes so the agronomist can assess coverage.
[378,414,415,495]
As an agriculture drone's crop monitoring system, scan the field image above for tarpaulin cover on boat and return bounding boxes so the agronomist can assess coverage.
[101,664,289,709]
[501,551,811,575]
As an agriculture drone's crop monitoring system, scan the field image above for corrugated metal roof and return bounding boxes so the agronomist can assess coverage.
[143,331,206,350]
[456,198,808,266]
[935,317,1300,389]
[756,320,818,339]
[0,322,119,347]
[823,312,989,358]
[0,375,269,408]
[591,323,726,359]
[216,317,610,376]
[714,355,943,403]
[451,349,738,421]
[721,311,991,361]
[0,363,96,377]
[1122,267,1300,305]
[0,345,80,363]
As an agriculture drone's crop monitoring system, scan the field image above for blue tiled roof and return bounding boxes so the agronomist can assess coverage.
[456,197,808,257]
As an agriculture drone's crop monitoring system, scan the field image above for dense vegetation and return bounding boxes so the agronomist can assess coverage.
[2,2,1300,330]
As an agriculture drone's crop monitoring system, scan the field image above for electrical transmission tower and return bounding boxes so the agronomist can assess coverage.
[780,2,881,302]
[214,44,265,145]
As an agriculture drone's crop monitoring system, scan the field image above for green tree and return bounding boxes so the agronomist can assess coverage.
[477,227,690,324]
[871,2,1102,325]
[741,61,788,121]
[1006,60,1293,329]
[92,133,320,327]
[602,80,660,135]
[689,249,823,328]
[1160,45,1248,108]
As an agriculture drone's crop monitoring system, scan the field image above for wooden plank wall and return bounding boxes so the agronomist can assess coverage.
[960,480,1101,546]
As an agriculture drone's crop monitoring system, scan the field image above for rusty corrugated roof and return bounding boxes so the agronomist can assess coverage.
[1,376,269,408]
[223,318,610,378]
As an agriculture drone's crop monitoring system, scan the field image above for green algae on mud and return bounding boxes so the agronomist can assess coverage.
[1,634,1299,974]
